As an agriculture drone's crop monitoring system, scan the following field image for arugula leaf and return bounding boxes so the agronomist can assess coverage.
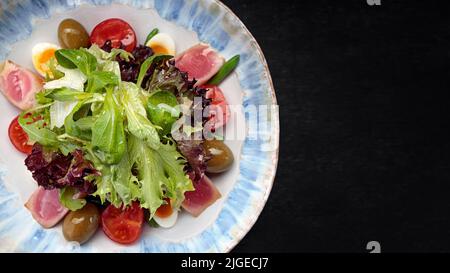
[136,54,172,87]
[91,88,126,164]
[64,100,93,140]
[62,93,103,140]
[36,91,53,104]
[45,87,92,102]
[54,50,76,69]
[74,116,95,131]
[58,141,79,156]
[86,71,120,93]
[55,49,97,75]
[59,187,86,211]
[120,82,160,150]
[18,111,59,147]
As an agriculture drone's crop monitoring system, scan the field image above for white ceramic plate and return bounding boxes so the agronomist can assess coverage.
[0,0,279,253]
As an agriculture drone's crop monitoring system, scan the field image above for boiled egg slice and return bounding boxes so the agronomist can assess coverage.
[145,33,176,56]
[153,198,178,228]
[32,43,60,77]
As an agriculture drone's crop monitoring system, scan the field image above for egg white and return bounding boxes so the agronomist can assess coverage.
[153,209,178,228]
[31,42,60,76]
[146,33,176,56]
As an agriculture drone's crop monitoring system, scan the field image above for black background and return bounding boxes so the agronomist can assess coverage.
[221,0,450,252]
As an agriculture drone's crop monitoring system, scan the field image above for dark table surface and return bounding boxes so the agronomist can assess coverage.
[222,0,450,252]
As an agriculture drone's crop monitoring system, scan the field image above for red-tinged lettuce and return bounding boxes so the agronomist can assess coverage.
[176,139,209,182]
[25,144,72,189]
[145,59,191,94]
[143,60,211,181]
[101,40,154,82]
[58,150,100,194]
[24,144,99,194]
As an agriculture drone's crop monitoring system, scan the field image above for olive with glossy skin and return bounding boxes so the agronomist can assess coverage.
[62,203,99,244]
[203,140,234,173]
[58,19,90,49]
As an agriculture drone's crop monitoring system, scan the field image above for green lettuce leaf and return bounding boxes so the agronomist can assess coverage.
[93,147,141,207]
[91,88,126,164]
[136,54,172,88]
[64,100,92,141]
[146,90,180,136]
[18,111,59,147]
[45,87,92,102]
[128,135,192,216]
[44,57,64,81]
[50,100,79,129]
[128,135,164,214]
[86,44,133,62]
[43,66,87,91]
[86,71,120,93]
[55,49,97,76]
[101,61,121,78]
[59,187,86,211]
[155,141,193,208]
[120,82,160,150]
[85,45,123,78]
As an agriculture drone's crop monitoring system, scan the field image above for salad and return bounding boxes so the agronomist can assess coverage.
[0,18,239,245]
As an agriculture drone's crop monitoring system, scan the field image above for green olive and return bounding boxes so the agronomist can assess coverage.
[62,203,99,244]
[58,19,90,49]
[203,139,234,173]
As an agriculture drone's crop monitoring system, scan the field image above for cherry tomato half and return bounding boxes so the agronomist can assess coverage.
[101,202,144,244]
[8,115,32,154]
[203,85,230,130]
[90,18,137,52]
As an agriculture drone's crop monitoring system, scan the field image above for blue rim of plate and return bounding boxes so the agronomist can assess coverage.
[0,0,279,253]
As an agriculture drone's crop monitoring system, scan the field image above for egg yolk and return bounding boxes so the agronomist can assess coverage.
[151,45,169,55]
[37,48,56,73]
[155,198,173,218]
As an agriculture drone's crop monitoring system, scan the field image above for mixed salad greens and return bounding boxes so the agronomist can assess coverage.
[0,17,239,245]
[23,44,192,215]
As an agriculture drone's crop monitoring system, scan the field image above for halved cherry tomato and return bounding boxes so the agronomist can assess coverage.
[155,198,173,218]
[90,18,137,52]
[203,85,230,131]
[8,115,32,154]
[101,202,144,244]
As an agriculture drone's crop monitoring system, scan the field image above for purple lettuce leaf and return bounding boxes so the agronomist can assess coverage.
[24,144,99,194]
[176,139,209,181]
[57,150,100,194]
[101,40,154,83]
